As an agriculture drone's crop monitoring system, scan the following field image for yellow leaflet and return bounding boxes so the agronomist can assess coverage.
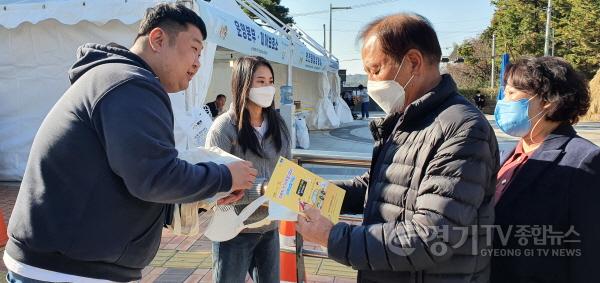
[265,157,346,223]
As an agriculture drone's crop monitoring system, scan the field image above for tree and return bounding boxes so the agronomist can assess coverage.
[487,0,600,78]
[584,68,600,121]
[555,0,600,77]
[446,37,493,89]
[487,0,548,57]
[244,0,295,25]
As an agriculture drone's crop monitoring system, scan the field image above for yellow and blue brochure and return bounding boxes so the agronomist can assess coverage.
[265,157,346,223]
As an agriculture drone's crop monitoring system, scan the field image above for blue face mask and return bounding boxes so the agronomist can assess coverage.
[494,96,544,137]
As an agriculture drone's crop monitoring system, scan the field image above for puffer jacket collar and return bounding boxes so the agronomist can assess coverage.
[369,112,401,142]
[369,74,458,142]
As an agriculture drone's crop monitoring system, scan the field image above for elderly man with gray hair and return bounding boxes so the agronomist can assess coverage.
[297,13,499,283]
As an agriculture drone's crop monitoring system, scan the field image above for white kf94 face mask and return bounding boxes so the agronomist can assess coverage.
[249,85,276,108]
[366,56,414,114]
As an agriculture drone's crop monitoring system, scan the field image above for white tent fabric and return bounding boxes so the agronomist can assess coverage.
[332,73,354,124]
[307,72,340,130]
[0,0,160,28]
[334,95,354,124]
[181,40,217,150]
[170,93,194,152]
[0,1,213,180]
[188,41,218,109]
[195,0,290,67]
[169,92,214,152]
[0,19,138,180]
[0,0,340,180]
[209,0,250,20]
[170,4,218,150]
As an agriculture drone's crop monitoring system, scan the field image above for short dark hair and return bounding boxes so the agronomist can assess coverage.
[357,84,364,90]
[136,3,207,44]
[504,56,590,124]
[359,13,441,64]
[216,94,226,100]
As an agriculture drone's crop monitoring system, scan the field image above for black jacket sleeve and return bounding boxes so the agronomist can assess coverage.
[328,117,496,271]
[333,171,370,215]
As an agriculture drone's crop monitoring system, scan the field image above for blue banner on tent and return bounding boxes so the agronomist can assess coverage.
[497,53,510,100]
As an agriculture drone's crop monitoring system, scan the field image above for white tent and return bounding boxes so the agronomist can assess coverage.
[0,0,351,180]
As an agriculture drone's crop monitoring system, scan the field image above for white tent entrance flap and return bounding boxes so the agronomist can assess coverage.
[0,0,341,180]
[307,72,340,130]
[332,73,354,124]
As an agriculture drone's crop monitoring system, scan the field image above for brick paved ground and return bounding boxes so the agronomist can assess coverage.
[1,182,19,278]
[0,182,356,282]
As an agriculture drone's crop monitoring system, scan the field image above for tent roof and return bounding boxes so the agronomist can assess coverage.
[0,0,338,72]
[0,0,159,28]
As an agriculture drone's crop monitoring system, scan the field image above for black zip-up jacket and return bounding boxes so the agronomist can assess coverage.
[329,75,500,283]
[6,43,232,281]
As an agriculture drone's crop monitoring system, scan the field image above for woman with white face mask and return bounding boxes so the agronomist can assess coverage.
[205,56,291,283]
[491,57,600,283]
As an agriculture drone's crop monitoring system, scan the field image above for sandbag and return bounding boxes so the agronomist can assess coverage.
[295,117,310,149]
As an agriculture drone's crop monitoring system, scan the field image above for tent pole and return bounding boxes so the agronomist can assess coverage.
[282,40,295,148]
[288,47,293,86]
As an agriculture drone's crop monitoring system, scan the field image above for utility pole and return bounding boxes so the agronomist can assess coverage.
[551,28,555,56]
[329,3,352,54]
[544,0,552,56]
[323,24,326,49]
[491,33,496,88]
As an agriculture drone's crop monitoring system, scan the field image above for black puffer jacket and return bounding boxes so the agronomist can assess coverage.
[329,74,500,283]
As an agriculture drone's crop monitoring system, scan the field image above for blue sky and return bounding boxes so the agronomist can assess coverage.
[281,0,495,74]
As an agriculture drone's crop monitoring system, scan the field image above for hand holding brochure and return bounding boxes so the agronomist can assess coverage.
[166,146,244,236]
[265,157,346,223]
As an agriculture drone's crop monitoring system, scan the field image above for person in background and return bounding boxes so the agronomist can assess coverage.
[357,84,370,119]
[475,91,486,110]
[3,3,256,282]
[344,90,359,120]
[207,93,227,118]
[343,90,354,108]
[206,56,291,283]
[492,56,600,283]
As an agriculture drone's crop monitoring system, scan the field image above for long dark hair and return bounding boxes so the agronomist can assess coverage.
[231,56,289,157]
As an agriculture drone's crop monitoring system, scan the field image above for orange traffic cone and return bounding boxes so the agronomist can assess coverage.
[0,211,8,247]
[279,221,306,283]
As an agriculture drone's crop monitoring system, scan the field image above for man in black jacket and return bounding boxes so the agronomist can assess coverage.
[207,94,227,118]
[297,13,499,283]
[4,3,256,282]
[475,92,486,110]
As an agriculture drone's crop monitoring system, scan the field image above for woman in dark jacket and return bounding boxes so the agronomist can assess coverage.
[491,56,600,283]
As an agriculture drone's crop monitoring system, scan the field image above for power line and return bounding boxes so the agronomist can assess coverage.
[351,0,401,9]
[302,28,359,32]
[431,17,492,25]
[290,0,401,17]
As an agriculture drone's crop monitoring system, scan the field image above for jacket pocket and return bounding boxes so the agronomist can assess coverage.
[114,212,164,268]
